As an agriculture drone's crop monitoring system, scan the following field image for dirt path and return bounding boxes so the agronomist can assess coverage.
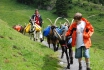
[42,41,86,70]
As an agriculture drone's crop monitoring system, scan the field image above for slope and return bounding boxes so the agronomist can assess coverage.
[0,19,61,70]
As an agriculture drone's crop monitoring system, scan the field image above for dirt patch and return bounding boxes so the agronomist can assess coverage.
[0,35,4,38]
[8,37,13,40]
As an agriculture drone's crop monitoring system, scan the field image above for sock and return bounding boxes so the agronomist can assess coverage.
[86,62,90,68]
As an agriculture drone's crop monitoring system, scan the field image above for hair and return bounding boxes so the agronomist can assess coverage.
[73,12,82,20]
[35,9,38,12]
[35,9,39,14]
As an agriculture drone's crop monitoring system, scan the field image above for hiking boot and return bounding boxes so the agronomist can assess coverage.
[86,67,91,70]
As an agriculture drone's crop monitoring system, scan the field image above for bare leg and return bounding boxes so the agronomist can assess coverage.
[85,58,90,70]
[78,58,82,70]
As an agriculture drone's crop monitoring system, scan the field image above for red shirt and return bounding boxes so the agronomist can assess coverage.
[35,16,40,25]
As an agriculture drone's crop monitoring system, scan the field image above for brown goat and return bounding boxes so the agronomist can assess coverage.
[43,17,61,51]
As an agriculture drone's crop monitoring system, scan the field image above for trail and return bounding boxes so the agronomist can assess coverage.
[42,41,87,70]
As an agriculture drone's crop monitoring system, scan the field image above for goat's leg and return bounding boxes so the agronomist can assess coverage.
[56,42,59,51]
[39,31,43,42]
[64,47,70,69]
[61,46,64,58]
[30,33,33,40]
[68,44,73,64]
[53,43,57,52]
[36,31,40,41]
[47,38,50,48]
[33,31,36,41]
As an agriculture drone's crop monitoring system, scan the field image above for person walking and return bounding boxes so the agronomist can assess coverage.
[65,12,94,70]
[30,9,43,27]
[30,9,43,42]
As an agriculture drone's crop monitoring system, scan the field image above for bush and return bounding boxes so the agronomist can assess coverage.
[16,0,34,5]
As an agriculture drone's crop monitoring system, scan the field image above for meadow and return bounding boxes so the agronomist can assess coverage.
[0,0,104,70]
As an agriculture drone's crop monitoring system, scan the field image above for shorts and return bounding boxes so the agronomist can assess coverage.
[75,46,90,58]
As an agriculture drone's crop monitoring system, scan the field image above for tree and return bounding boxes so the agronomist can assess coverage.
[16,0,34,5]
[17,0,56,10]
[56,0,69,17]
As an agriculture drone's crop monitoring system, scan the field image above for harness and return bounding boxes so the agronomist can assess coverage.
[25,23,31,33]
[62,44,68,48]
[34,24,41,32]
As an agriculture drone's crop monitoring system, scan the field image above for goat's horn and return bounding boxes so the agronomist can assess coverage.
[60,22,62,25]
[54,17,61,25]
[71,19,74,24]
[54,29,62,40]
[64,18,70,25]
[47,18,53,25]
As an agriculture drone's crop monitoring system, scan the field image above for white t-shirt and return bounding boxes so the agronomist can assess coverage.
[76,20,86,48]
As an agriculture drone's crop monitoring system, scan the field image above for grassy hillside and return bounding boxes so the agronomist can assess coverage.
[0,0,104,70]
[0,0,59,27]
[0,19,61,70]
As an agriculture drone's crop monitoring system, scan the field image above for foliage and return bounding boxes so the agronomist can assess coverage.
[55,0,69,17]
[16,0,34,5]
[88,0,104,5]
[16,0,56,10]
[0,0,104,70]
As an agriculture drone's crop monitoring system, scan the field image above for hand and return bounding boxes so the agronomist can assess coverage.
[72,28,76,31]
[66,36,71,40]
[71,28,76,35]
[86,28,89,32]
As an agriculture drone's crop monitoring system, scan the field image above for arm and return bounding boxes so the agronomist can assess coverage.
[39,15,43,27]
[83,23,94,38]
[65,24,76,37]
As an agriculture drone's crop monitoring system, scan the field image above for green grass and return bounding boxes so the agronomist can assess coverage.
[0,19,62,70]
[0,0,104,70]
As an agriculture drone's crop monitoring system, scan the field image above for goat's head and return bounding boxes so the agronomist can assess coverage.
[51,25,56,30]
[47,17,61,31]
[47,17,61,26]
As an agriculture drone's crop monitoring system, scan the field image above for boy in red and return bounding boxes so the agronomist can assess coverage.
[65,12,94,70]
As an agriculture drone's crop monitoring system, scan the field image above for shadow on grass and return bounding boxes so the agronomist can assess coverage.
[41,55,62,70]
[38,43,62,70]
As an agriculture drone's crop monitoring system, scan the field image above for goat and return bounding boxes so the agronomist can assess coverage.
[43,17,61,51]
[57,18,74,69]
[12,24,24,33]
[23,19,43,42]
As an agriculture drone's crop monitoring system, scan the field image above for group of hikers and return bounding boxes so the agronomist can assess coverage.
[13,9,94,70]
[33,9,94,70]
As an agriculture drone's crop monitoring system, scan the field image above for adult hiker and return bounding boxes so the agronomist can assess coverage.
[29,9,43,42]
[65,12,94,70]
[30,9,43,27]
